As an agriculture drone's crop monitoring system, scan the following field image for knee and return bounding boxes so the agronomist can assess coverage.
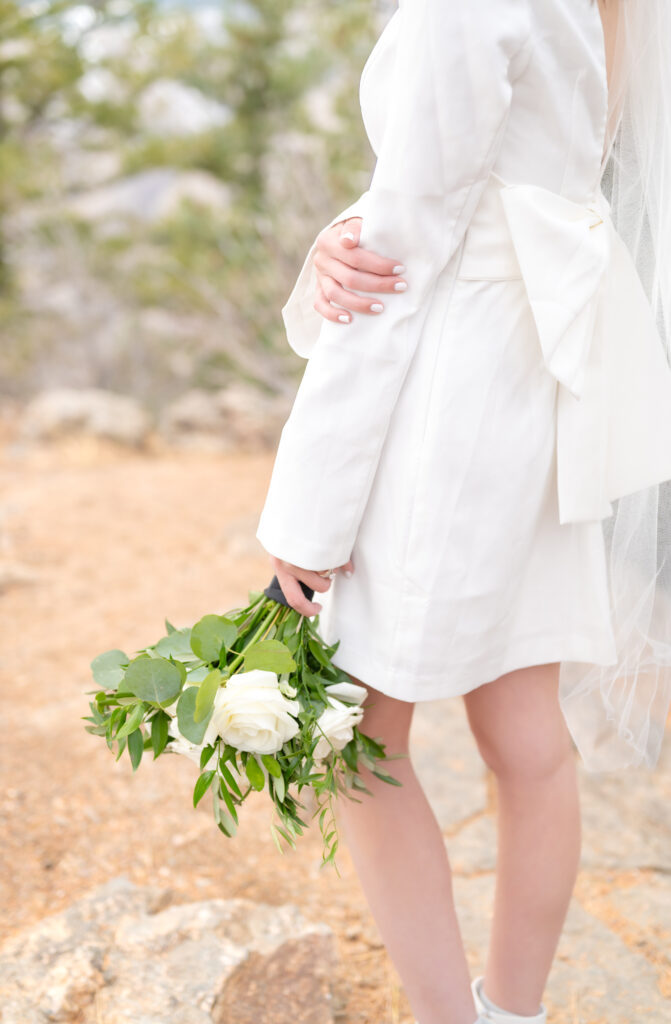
[469,710,575,784]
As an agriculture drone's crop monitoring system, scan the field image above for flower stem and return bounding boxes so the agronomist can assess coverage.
[227,600,286,675]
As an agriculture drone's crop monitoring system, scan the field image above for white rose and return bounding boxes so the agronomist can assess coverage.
[324,680,368,705]
[203,668,301,755]
[166,717,204,766]
[313,697,365,761]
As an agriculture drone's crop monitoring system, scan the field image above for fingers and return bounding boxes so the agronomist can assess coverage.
[318,255,408,302]
[318,218,407,281]
[276,568,323,617]
[338,558,354,578]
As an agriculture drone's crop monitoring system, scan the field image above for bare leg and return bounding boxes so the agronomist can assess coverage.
[463,663,581,1016]
[334,679,478,1024]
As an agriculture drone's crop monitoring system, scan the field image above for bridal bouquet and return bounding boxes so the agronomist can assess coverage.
[84,577,402,868]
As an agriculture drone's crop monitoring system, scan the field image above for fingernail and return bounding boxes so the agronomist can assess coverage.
[341,232,356,242]
[370,302,384,312]
[314,604,323,613]
[392,264,405,274]
[338,313,351,323]
[394,281,407,291]
[344,569,353,578]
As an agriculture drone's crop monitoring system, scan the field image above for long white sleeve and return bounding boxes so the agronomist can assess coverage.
[257,0,532,569]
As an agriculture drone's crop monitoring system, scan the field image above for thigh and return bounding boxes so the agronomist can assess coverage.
[462,663,574,780]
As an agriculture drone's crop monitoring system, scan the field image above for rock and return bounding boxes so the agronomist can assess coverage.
[159,384,290,451]
[578,736,671,871]
[138,79,232,137]
[67,169,233,225]
[0,877,337,1024]
[213,933,337,1024]
[452,874,671,1022]
[20,388,151,447]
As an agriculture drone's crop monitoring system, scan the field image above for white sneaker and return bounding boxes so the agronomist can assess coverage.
[471,975,547,1024]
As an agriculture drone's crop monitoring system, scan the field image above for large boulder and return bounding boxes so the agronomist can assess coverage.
[159,384,291,451]
[20,388,151,447]
[0,877,337,1024]
[66,168,233,225]
[137,79,232,137]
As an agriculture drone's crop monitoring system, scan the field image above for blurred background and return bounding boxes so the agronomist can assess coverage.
[0,0,390,440]
[0,3,669,1024]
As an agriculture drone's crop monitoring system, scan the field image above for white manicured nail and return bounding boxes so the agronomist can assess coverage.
[394,281,407,291]
[344,569,353,578]
[338,313,351,323]
[370,302,384,312]
[342,232,356,242]
[392,264,405,274]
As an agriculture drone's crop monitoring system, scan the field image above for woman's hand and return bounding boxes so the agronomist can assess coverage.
[270,554,354,617]
[313,217,408,325]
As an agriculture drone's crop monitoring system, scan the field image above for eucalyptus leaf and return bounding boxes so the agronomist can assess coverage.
[91,649,128,689]
[154,628,194,660]
[243,639,296,674]
[124,656,183,705]
[190,614,238,663]
[194,669,222,723]
[177,685,213,744]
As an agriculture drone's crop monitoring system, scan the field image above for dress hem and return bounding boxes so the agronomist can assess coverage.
[328,629,618,704]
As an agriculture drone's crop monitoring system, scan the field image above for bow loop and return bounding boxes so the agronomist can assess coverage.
[499,184,612,399]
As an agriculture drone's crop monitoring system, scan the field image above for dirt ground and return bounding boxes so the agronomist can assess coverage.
[0,435,412,1024]
[1,433,669,1024]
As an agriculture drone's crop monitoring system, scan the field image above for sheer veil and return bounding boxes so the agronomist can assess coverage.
[558,0,671,770]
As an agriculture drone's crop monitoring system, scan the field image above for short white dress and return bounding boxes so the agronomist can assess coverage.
[256,0,671,703]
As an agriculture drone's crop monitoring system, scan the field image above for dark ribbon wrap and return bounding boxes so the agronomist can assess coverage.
[263,574,315,608]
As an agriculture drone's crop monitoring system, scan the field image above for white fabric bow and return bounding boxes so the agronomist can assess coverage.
[500,182,671,525]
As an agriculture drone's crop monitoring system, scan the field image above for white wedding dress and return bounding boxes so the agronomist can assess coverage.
[256,1,671,707]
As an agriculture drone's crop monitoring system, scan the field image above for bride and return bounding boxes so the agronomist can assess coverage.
[256,2,671,1022]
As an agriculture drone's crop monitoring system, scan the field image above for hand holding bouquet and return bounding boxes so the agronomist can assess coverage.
[84,577,402,869]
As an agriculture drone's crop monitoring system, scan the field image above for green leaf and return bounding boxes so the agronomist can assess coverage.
[341,740,359,772]
[154,628,194,660]
[190,614,238,663]
[195,669,222,723]
[200,744,215,770]
[193,769,216,807]
[261,754,282,778]
[245,755,265,791]
[151,712,170,758]
[116,702,145,740]
[217,811,238,837]
[124,656,184,705]
[308,637,332,669]
[271,772,286,803]
[115,735,127,761]
[243,639,296,674]
[218,780,239,823]
[91,649,128,689]
[219,759,243,798]
[127,728,144,771]
[176,685,213,744]
[371,769,403,787]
